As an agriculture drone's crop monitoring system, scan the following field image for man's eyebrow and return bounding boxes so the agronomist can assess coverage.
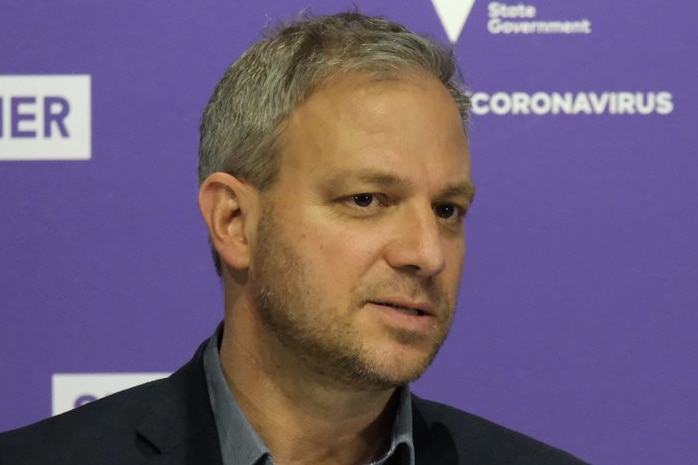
[321,169,476,203]
[321,170,412,193]
[439,181,477,204]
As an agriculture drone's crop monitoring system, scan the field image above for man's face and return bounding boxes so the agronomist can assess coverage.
[248,72,473,391]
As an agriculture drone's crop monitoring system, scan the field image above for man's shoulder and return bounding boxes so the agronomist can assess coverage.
[0,376,168,464]
[0,342,218,465]
[411,396,590,465]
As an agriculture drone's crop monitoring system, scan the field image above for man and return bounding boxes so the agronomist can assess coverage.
[0,12,590,465]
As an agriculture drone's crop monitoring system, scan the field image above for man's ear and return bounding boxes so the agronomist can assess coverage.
[198,172,259,271]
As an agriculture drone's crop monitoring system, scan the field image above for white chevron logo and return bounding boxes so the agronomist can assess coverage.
[431,0,476,43]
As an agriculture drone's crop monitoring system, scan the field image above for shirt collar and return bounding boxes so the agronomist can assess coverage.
[203,323,415,465]
[203,323,270,465]
[368,385,415,465]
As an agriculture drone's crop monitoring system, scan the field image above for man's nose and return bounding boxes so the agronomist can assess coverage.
[384,205,447,277]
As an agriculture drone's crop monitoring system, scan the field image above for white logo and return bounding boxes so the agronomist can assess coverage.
[52,372,169,416]
[471,91,674,116]
[431,0,477,43]
[0,75,91,161]
[486,3,591,35]
[432,2,594,41]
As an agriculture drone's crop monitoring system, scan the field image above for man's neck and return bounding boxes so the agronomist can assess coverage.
[219,311,397,465]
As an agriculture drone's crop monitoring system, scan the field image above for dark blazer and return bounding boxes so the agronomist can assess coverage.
[0,342,589,465]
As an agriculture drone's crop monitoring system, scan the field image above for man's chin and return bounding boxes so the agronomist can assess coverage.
[349,347,440,390]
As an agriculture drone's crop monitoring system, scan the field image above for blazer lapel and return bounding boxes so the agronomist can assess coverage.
[135,342,224,465]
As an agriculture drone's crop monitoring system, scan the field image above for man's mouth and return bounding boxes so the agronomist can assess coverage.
[371,301,429,316]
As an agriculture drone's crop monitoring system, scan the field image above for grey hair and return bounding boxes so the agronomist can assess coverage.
[199,11,471,276]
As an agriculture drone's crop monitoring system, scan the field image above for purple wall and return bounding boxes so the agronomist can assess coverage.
[1,2,696,465]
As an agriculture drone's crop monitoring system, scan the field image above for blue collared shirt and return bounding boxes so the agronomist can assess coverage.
[203,325,416,465]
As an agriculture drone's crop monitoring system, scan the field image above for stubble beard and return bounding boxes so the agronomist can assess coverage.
[249,208,454,391]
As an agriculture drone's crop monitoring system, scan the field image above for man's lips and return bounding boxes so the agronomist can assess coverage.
[368,299,434,317]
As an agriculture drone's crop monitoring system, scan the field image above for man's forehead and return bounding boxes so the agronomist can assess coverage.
[282,71,463,138]
[274,69,471,190]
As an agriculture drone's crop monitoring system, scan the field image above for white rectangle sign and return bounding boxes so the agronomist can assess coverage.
[0,75,91,161]
[52,372,169,416]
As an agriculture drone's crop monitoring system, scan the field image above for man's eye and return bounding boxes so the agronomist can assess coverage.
[352,193,378,207]
[434,203,462,221]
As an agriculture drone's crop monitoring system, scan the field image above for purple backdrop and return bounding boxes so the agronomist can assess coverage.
[1,2,696,465]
